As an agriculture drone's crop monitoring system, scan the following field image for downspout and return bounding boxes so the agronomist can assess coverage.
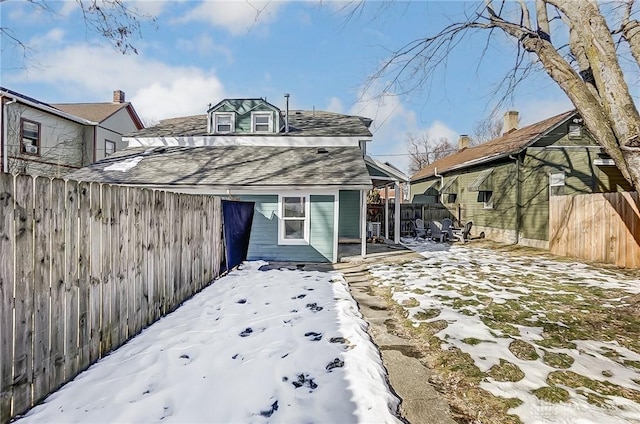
[2,96,18,173]
[434,167,444,203]
[509,154,520,244]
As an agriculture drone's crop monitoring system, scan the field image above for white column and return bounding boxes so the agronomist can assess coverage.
[360,189,367,257]
[384,184,389,239]
[394,182,401,244]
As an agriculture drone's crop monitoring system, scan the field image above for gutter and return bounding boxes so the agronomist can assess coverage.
[434,167,444,202]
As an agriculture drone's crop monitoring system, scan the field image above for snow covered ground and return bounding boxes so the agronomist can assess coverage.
[370,239,640,424]
[17,261,401,424]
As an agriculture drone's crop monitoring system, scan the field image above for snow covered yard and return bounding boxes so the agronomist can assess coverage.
[16,261,401,424]
[370,239,640,424]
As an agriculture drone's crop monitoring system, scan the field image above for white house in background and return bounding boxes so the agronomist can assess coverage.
[0,88,144,177]
[52,90,144,162]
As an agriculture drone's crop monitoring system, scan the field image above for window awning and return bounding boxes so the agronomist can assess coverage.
[468,169,493,191]
[422,180,440,195]
[440,176,458,194]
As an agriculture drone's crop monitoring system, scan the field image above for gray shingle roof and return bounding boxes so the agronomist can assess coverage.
[126,110,373,138]
[68,146,372,188]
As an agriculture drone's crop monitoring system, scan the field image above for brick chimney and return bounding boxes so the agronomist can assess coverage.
[503,111,519,135]
[458,134,471,151]
[113,90,126,103]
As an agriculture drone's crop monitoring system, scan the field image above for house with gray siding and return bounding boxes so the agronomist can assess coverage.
[410,110,633,248]
[70,98,405,263]
[0,87,144,177]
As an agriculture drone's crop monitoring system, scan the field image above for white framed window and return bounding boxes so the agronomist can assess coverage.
[568,124,582,138]
[549,172,565,187]
[252,112,273,133]
[278,194,310,245]
[478,191,493,209]
[214,113,234,133]
[105,140,116,156]
[21,119,40,155]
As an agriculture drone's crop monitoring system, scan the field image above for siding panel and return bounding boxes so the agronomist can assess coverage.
[338,190,360,238]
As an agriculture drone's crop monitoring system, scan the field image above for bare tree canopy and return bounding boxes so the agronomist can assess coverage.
[365,0,640,192]
[472,113,507,145]
[1,0,154,60]
[407,133,455,174]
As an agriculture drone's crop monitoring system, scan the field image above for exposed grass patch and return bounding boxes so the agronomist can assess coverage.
[548,371,640,403]
[412,288,426,295]
[542,351,574,369]
[487,359,525,382]
[452,297,481,309]
[531,386,570,403]
[509,340,539,361]
[462,337,483,346]
[623,360,640,370]
[401,297,420,308]
[576,390,609,407]
[413,308,441,320]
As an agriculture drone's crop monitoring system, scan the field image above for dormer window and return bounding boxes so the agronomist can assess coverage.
[252,112,273,133]
[214,113,234,133]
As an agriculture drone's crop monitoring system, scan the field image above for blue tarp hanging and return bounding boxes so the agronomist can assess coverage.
[222,200,255,271]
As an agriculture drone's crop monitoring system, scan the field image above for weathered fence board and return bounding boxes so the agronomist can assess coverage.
[32,177,51,406]
[64,180,80,381]
[0,174,15,423]
[49,179,66,393]
[89,183,102,362]
[549,192,640,268]
[1,174,223,422]
[12,175,35,415]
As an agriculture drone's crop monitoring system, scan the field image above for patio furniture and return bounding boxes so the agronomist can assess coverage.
[413,218,428,239]
[441,218,454,240]
[452,221,473,243]
[429,220,445,242]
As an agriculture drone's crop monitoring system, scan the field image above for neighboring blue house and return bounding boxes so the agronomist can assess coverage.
[70,97,405,263]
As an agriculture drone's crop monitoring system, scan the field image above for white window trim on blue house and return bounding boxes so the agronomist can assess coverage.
[212,113,235,133]
[251,111,273,133]
[278,193,311,245]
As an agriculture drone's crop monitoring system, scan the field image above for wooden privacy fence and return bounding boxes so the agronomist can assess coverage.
[0,173,224,423]
[399,203,452,237]
[549,191,640,268]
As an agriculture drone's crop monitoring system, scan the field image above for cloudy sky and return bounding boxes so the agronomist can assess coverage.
[1,0,578,172]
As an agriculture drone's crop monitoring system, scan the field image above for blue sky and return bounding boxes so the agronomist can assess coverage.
[1,0,577,172]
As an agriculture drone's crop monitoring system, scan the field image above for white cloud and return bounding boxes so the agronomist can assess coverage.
[179,0,285,35]
[129,0,170,17]
[347,84,459,174]
[133,77,225,122]
[175,34,234,62]
[6,43,226,121]
[325,97,344,113]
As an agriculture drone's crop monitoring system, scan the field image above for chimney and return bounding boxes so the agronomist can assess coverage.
[113,90,126,103]
[458,134,471,151]
[503,110,519,135]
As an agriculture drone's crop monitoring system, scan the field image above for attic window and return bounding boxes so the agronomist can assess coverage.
[214,113,234,133]
[568,124,582,138]
[252,112,272,132]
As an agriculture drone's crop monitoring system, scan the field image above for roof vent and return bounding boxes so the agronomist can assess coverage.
[317,148,329,154]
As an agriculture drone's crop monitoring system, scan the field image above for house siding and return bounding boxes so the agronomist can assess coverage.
[241,194,335,262]
[409,121,631,247]
[213,101,278,134]
[338,190,360,238]
[4,102,87,177]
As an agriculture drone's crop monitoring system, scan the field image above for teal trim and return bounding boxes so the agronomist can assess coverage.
[339,190,360,238]
[239,194,335,262]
